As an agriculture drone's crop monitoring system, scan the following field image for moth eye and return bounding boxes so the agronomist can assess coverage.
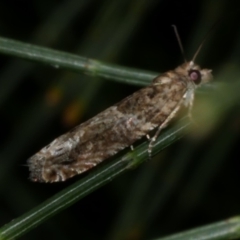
[189,70,201,85]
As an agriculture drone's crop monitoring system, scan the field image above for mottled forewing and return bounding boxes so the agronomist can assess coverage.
[28,71,187,182]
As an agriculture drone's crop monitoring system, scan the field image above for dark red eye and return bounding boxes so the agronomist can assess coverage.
[189,70,201,85]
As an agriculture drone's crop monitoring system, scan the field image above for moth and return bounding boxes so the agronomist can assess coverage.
[28,26,212,182]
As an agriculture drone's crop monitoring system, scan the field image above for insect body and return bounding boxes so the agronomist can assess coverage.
[28,60,212,182]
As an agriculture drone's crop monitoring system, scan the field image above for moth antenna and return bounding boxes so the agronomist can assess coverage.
[192,19,222,62]
[172,25,187,63]
[191,33,209,63]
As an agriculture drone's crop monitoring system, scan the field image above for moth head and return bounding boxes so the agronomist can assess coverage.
[175,61,212,86]
[172,25,214,86]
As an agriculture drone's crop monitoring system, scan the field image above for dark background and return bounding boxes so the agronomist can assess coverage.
[0,0,240,239]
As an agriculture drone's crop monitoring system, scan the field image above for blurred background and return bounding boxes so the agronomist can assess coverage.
[0,0,240,239]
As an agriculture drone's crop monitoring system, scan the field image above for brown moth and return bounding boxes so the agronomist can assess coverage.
[28,27,212,182]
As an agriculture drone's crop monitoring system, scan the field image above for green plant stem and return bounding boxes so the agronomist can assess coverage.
[156,216,240,240]
[0,37,155,86]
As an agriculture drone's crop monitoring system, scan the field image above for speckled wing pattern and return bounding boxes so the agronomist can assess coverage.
[28,61,212,182]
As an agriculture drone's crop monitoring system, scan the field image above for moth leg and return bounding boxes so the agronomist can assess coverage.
[187,90,195,120]
[148,105,181,159]
[146,134,150,140]
[130,145,134,151]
